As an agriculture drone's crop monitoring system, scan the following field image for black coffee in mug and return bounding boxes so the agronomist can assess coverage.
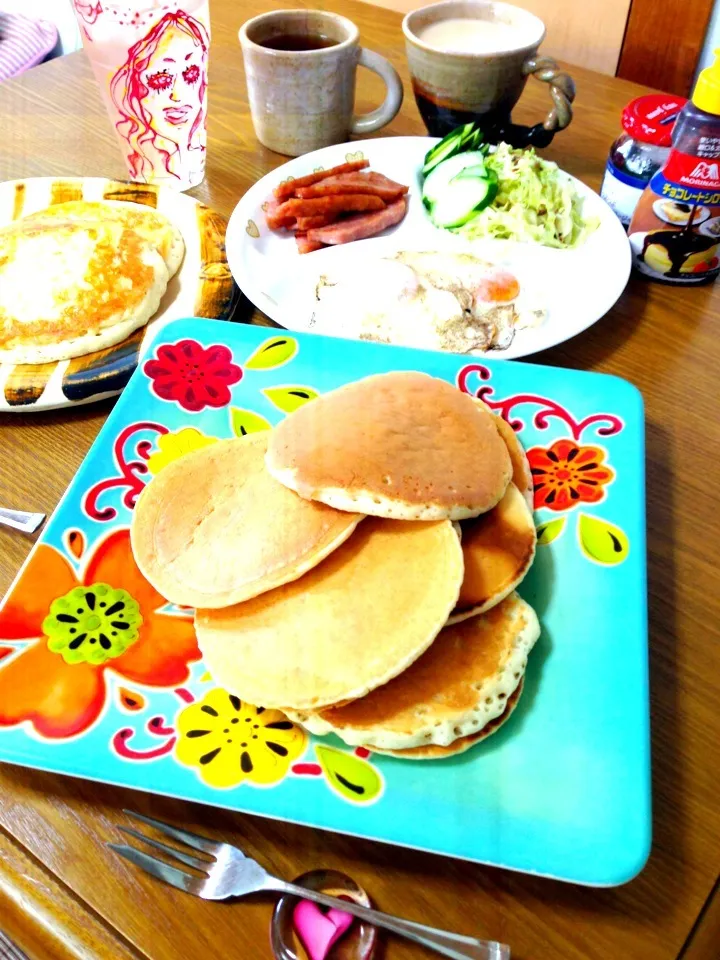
[260,33,338,51]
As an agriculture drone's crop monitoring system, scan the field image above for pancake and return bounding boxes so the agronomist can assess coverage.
[371,679,523,759]
[266,371,512,520]
[447,481,536,625]
[289,593,539,750]
[472,397,534,509]
[196,517,464,711]
[23,200,185,278]
[131,433,363,609]
[0,219,169,364]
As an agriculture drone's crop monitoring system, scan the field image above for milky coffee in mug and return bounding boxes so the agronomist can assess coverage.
[403,0,575,148]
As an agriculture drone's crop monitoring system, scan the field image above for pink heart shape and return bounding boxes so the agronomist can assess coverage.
[293,899,354,960]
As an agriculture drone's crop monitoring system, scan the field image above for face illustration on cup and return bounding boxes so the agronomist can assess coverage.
[403,0,575,148]
[239,10,404,157]
[72,1,211,190]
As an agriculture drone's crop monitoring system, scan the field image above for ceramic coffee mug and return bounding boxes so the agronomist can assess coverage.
[403,0,575,147]
[240,10,403,157]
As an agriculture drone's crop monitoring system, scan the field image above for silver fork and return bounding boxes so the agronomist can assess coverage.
[110,811,510,960]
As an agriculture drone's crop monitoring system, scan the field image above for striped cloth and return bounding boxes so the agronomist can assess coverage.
[0,12,58,83]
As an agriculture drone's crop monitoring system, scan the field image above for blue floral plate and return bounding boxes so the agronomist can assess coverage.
[0,318,649,886]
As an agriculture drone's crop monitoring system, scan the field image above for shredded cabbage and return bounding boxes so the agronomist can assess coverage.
[456,143,599,249]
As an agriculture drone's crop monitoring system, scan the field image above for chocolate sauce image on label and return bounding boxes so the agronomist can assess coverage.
[641,224,719,280]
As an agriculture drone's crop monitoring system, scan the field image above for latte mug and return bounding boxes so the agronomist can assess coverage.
[240,10,404,156]
[403,0,575,148]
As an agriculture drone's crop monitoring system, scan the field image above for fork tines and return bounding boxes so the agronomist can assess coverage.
[108,811,220,895]
[121,810,219,855]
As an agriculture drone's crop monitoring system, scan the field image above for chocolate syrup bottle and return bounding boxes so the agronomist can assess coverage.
[628,53,720,284]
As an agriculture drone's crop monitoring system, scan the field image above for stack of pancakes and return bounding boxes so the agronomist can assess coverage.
[131,371,540,760]
[0,200,184,365]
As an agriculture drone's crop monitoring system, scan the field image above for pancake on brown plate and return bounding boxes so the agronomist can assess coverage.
[0,218,169,364]
[23,199,185,277]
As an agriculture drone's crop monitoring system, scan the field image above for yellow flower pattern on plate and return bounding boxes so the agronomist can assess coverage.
[146,428,218,476]
[175,688,307,789]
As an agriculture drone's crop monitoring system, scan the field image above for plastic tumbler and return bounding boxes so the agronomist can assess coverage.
[72,1,211,190]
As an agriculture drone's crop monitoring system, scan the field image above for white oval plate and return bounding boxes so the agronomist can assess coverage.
[226,137,631,360]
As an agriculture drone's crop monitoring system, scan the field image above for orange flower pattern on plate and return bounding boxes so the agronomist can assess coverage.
[0,529,200,739]
[527,439,615,512]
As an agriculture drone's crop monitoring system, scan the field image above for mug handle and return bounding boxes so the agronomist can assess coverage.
[518,55,576,146]
[350,48,404,135]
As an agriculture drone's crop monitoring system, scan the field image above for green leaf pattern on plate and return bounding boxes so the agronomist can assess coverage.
[578,513,629,565]
[315,744,383,804]
[229,407,272,437]
[244,336,298,371]
[262,386,319,413]
[536,517,566,546]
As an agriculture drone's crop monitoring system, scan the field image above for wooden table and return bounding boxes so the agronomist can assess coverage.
[1,2,719,958]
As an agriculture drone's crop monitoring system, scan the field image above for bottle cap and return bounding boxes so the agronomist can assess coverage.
[621,94,687,146]
[693,49,720,115]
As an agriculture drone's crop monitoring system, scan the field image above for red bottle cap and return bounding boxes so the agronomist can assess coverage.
[621,94,688,146]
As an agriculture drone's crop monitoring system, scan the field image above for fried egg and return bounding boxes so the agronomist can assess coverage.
[309,250,545,354]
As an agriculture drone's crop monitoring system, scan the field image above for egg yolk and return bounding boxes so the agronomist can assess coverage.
[474,269,520,303]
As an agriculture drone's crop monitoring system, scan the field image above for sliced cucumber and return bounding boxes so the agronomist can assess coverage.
[422,127,466,176]
[421,122,483,175]
[452,163,489,181]
[422,150,486,207]
[430,173,498,228]
[466,128,484,152]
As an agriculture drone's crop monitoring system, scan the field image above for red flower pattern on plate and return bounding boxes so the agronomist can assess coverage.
[144,339,242,412]
[527,439,615,512]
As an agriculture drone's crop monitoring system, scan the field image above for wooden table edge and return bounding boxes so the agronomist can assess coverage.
[0,826,146,960]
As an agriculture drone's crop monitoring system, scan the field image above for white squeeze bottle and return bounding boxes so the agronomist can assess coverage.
[628,51,720,284]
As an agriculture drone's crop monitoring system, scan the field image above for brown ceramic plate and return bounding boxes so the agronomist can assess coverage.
[0,177,239,412]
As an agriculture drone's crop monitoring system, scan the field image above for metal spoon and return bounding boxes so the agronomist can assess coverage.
[0,508,46,534]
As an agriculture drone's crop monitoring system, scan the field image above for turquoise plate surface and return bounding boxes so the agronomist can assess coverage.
[0,319,649,886]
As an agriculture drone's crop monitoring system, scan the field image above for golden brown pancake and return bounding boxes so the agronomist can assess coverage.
[448,482,536,624]
[266,371,512,520]
[493,416,534,510]
[131,433,363,609]
[290,593,539,750]
[0,219,168,364]
[372,679,523,759]
[472,397,534,509]
[196,517,464,710]
[23,200,185,277]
